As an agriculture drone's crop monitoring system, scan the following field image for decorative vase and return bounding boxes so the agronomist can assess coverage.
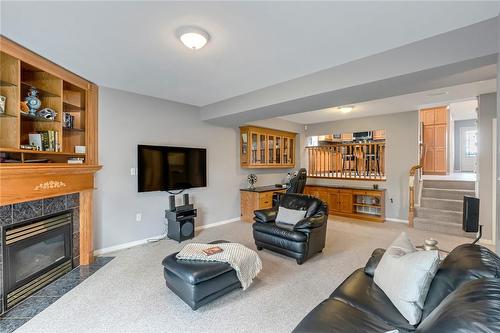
[36,108,57,120]
[25,87,41,116]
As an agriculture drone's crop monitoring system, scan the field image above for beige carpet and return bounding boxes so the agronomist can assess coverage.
[16,217,475,333]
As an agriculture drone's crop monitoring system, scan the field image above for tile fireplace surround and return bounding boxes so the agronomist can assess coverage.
[0,193,80,315]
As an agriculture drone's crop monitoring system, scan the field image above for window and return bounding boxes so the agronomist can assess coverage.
[465,129,478,156]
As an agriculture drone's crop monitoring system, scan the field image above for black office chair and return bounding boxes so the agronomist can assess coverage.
[273,168,307,206]
[287,168,307,194]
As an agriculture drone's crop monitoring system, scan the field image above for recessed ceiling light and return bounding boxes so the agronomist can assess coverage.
[338,106,353,113]
[177,26,209,50]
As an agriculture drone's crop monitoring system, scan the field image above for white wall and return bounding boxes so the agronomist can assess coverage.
[95,87,302,250]
[478,93,496,241]
[303,110,418,221]
[496,15,500,255]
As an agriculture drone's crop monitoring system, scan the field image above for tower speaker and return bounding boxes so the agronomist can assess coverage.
[183,193,189,205]
[462,196,479,233]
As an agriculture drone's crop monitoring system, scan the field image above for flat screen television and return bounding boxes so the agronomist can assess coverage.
[138,145,207,192]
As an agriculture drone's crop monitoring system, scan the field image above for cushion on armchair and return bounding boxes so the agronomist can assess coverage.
[374,232,440,325]
[276,206,307,225]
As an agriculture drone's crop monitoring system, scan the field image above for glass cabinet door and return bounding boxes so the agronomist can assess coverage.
[268,135,275,164]
[250,132,258,164]
[240,131,248,165]
[283,137,289,165]
[276,136,281,164]
[259,133,267,165]
[288,138,294,165]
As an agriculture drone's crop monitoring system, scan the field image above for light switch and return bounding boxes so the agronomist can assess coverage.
[130,167,136,176]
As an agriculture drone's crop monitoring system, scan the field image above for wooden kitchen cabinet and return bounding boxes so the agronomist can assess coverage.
[421,106,448,174]
[240,186,286,222]
[240,126,296,168]
[305,185,385,222]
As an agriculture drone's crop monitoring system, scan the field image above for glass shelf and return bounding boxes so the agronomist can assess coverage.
[21,82,60,98]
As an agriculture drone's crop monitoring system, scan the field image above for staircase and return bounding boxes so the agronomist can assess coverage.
[414,180,475,238]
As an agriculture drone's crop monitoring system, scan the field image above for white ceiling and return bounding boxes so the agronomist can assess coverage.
[1,1,500,106]
[280,79,496,124]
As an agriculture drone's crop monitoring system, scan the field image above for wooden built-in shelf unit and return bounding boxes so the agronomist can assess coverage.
[305,185,385,222]
[240,125,296,168]
[0,36,100,265]
[1,46,93,164]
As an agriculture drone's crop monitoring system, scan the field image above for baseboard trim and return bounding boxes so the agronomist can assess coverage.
[194,217,240,231]
[386,218,409,224]
[479,238,495,246]
[93,217,241,256]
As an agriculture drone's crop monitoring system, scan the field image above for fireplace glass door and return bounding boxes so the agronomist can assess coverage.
[3,211,73,309]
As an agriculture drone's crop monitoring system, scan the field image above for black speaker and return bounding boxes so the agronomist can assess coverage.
[183,193,189,205]
[169,195,176,211]
[463,196,480,233]
[165,208,197,242]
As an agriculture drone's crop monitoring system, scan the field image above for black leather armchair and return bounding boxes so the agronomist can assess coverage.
[253,193,327,265]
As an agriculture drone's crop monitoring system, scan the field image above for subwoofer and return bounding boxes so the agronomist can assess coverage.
[165,207,197,243]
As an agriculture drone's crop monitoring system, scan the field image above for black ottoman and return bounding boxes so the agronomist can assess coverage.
[161,240,241,310]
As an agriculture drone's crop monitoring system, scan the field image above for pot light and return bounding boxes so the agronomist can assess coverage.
[339,106,353,113]
[177,27,209,50]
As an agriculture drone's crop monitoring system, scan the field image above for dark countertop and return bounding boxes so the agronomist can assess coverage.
[306,184,386,191]
[240,185,287,192]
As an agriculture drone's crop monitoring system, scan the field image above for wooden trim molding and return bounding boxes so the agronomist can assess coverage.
[79,189,94,265]
[0,165,101,205]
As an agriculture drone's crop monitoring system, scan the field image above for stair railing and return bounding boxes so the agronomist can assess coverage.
[409,143,425,227]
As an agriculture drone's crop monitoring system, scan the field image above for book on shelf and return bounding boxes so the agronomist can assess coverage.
[63,112,75,128]
[28,130,60,152]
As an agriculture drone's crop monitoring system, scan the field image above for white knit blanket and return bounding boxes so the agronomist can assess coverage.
[176,243,262,290]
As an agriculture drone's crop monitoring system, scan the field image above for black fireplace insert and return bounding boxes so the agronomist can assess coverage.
[2,211,73,310]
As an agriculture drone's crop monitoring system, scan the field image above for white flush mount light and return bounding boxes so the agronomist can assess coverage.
[177,26,209,50]
[339,106,353,113]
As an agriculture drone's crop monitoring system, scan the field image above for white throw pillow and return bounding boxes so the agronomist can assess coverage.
[374,232,439,325]
[275,206,307,225]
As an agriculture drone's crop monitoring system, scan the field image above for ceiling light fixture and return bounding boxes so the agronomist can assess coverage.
[177,26,209,50]
[339,106,353,113]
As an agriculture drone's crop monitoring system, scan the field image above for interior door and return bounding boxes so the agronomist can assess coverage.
[460,127,477,172]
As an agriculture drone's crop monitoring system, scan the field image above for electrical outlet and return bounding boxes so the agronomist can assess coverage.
[136,213,142,222]
[130,167,136,176]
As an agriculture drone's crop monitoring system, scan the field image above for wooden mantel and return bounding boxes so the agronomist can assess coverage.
[0,36,101,265]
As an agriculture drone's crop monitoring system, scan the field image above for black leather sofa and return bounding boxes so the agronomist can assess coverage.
[253,193,327,265]
[293,244,500,332]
